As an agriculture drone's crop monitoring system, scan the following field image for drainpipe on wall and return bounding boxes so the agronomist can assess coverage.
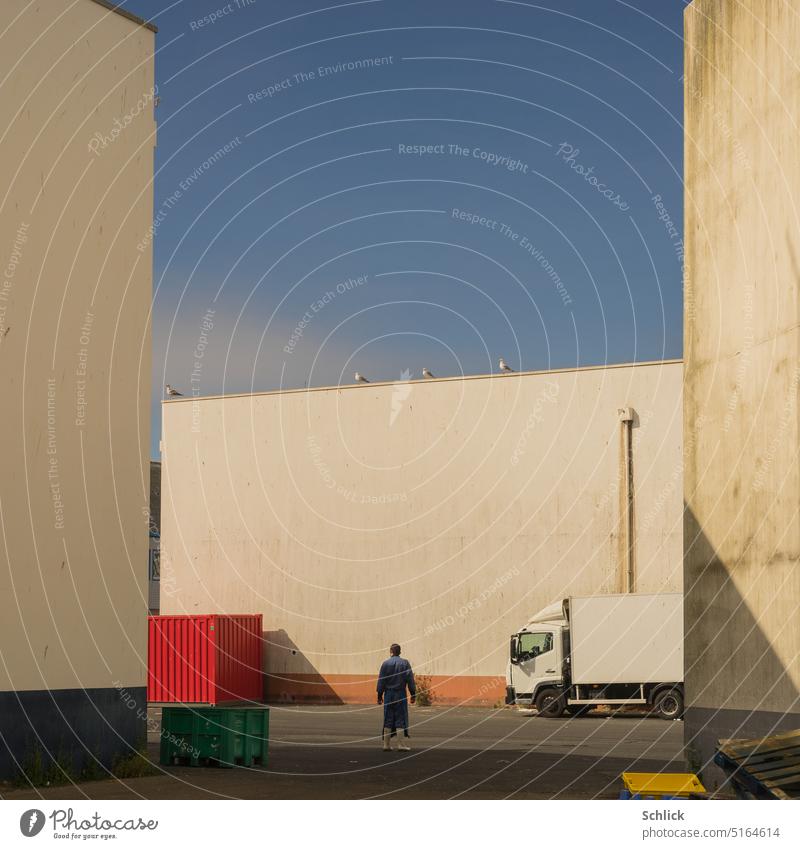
[618,406,635,593]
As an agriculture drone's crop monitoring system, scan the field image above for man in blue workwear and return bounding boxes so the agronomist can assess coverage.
[377,643,416,751]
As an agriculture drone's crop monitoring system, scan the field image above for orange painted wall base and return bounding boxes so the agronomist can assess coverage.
[265,673,506,706]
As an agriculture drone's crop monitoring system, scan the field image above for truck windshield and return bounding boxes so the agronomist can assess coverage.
[518,632,553,659]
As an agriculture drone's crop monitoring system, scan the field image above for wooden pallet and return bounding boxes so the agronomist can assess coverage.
[715,728,800,799]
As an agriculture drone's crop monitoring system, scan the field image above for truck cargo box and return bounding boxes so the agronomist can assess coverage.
[567,593,682,685]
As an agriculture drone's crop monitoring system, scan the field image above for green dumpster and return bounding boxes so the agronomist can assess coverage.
[160,706,269,768]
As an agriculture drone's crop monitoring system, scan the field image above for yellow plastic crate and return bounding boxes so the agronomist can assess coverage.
[620,772,707,799]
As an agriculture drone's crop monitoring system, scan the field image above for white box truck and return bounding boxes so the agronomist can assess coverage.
[506,593,683,720]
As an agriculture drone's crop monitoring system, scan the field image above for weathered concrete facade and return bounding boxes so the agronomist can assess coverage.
[0,1,154,778]
[684,0,800,790]
[162,360,682,705]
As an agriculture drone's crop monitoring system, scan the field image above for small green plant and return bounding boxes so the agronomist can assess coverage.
[112,749,158,779]
[14,748,47,788]
[13,745,156,787]
[685,743,705,787]
[414,674,435,706]
[14,748,77,788]
[79,757,108,783]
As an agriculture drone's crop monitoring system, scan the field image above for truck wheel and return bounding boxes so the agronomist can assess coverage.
[535,689,566,718]
[654,688,684,720]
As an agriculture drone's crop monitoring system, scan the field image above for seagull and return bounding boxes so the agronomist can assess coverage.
[422,367,435,379]
[354,372,369,383]
[165,384,183,396]
[498,358,514,373]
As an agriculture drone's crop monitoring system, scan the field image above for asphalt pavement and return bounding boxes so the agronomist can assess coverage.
[3,705,685,800]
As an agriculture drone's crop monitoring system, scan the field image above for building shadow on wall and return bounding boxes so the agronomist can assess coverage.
[684,507,799,792]
[262,630,344,705]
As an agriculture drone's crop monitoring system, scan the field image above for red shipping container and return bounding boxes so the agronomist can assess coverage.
[148,614,263,705]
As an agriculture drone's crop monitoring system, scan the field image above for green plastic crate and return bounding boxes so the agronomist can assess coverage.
[160,706,269,768]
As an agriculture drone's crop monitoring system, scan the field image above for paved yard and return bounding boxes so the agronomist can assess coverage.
[3,705,685,800]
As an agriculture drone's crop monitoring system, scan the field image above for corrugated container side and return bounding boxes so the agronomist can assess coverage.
[215,615,263,702]
[147,614,262,704]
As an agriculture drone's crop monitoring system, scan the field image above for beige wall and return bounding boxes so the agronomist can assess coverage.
[0,0,153,694]
[162,360,682,703]
[684,0,800,787]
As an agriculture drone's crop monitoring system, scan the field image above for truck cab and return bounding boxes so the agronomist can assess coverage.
[506,601,567,709]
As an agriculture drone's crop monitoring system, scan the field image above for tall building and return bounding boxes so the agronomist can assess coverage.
[162,361,683,705]
[684,0,800,790]
[149,460,161,614]
[0,0,154,779]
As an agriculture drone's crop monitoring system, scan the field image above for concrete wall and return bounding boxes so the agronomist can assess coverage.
[0,0,154,778]
[684,0,800,791]
[162,360,682,704]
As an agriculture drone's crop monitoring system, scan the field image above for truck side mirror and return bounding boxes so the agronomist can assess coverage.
[510,636,519,664]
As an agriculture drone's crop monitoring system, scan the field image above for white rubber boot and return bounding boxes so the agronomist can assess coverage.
[382,728,392,751]
[397,735,410,751]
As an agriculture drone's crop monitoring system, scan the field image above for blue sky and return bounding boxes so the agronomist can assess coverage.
[126,0,687,458]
